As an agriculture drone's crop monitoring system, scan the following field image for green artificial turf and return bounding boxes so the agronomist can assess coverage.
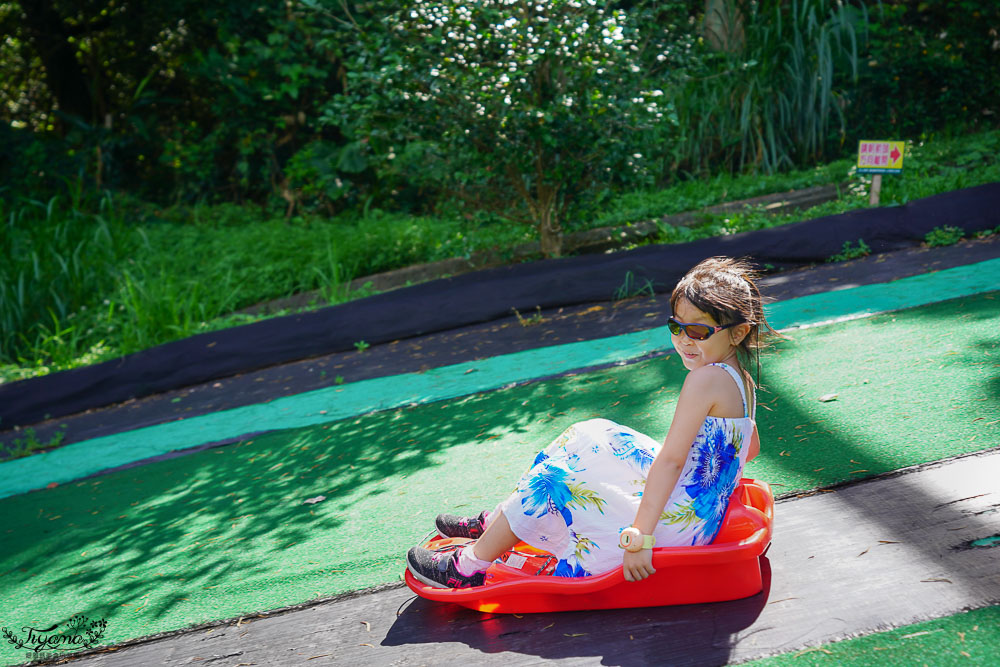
[745,605,1000,666]
[4,256,998,500]
[0,291,998,662]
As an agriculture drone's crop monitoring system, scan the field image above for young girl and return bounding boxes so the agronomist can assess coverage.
[407,256,772,588]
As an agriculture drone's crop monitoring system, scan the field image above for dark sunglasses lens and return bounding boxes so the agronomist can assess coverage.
[668,319,712,340]
[686,324,712,340]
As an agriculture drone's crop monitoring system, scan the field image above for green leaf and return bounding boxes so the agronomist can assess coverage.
[337,141,368,174]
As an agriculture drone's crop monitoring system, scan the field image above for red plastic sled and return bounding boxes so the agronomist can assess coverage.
[404,478,773,613]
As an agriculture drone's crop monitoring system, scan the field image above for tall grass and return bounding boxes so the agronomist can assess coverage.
[673,0,863,176]
[3,128,998,385]
[0,203,473,382]
[0,191,138,371]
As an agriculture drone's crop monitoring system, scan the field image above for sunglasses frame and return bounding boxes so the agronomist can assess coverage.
[666,317,743,341]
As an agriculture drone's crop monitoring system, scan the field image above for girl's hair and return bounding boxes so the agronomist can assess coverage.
[670,256,778,382]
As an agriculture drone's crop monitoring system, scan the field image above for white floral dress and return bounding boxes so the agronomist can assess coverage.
[498,363,755,577]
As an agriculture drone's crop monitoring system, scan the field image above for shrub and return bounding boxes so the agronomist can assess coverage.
[346,0,680,256]
[924,225,964,248]
[827,238,871,262]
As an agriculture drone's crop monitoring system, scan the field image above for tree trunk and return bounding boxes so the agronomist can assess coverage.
[536,185,563,258]
[704,0,745,53]
[19,0,96,127]
[531,140,563,257]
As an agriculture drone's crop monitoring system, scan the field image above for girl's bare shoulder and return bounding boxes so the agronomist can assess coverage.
[683,365,744,417]
[685,364,736,387]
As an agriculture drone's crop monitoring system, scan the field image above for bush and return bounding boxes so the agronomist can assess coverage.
[827,238,871,262]
[846,1,1000,138]
[924,226,964,248]
[345,0,682,256]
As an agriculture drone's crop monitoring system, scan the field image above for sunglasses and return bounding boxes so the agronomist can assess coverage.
[667,317,743,341]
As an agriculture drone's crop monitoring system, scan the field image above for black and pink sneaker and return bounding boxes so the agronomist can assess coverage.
[435,510,489,539]
[406,546,486,589]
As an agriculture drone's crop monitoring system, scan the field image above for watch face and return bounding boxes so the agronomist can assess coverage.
[619,527,642,552]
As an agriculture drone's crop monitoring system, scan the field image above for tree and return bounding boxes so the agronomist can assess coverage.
[0,0,372,205]
[349,0,674,257]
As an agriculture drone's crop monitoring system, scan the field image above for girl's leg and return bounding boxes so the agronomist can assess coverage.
[471,510,519,561]
[407,510,520,588]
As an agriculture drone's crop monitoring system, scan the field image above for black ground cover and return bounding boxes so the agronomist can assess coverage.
[3,233,998,458]
[2,182,998,432]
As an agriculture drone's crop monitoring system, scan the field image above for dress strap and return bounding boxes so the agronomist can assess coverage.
[711,363,752,419]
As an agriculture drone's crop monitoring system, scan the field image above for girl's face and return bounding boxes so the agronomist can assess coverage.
[669,297,747,371]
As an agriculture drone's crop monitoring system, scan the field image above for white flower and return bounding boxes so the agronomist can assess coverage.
[601,25,623,42]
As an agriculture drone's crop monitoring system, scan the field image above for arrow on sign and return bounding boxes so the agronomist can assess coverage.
[890,146,901,162]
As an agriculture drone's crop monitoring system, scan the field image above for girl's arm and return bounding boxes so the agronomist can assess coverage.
[622,368,717,582]
[747,422,760,462]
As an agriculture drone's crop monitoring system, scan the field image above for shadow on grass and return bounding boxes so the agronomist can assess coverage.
[380,291,1000,664]
[0,292,996,664]
[0,355,681,658]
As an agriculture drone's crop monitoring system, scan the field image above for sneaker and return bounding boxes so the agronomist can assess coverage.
[407,546,486,589]
[435,510,488,539]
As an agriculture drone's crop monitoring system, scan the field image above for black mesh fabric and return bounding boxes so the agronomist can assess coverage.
[3,182,998,428]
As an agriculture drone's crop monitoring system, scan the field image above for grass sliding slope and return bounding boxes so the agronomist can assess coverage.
[0,291,997,661]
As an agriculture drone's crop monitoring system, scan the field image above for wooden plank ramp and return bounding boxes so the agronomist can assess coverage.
[63,449,1000,667]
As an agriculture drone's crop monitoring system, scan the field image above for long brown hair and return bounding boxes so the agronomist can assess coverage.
[670,256,778,382]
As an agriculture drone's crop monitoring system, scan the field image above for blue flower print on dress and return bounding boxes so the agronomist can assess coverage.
[521,461,574,526]
[608,431,654,472]
[683,421,742,541]
[563,451,586,473]
[553,553,592,578]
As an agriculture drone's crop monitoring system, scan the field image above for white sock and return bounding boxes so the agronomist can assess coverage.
[483,503,504,529]
[456,545,491,576]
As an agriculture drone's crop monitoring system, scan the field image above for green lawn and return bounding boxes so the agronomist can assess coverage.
[1,291,997,663]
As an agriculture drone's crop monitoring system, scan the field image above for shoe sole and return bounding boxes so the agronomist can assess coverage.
[406,545,465,589]
[407,564,452,589]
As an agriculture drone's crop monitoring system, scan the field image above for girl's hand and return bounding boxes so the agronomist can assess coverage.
[623,548,655,582]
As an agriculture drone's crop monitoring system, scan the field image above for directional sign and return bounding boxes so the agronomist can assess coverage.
[857,140,905,174]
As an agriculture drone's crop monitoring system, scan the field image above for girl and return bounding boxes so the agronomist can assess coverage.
[407,256,773,588]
